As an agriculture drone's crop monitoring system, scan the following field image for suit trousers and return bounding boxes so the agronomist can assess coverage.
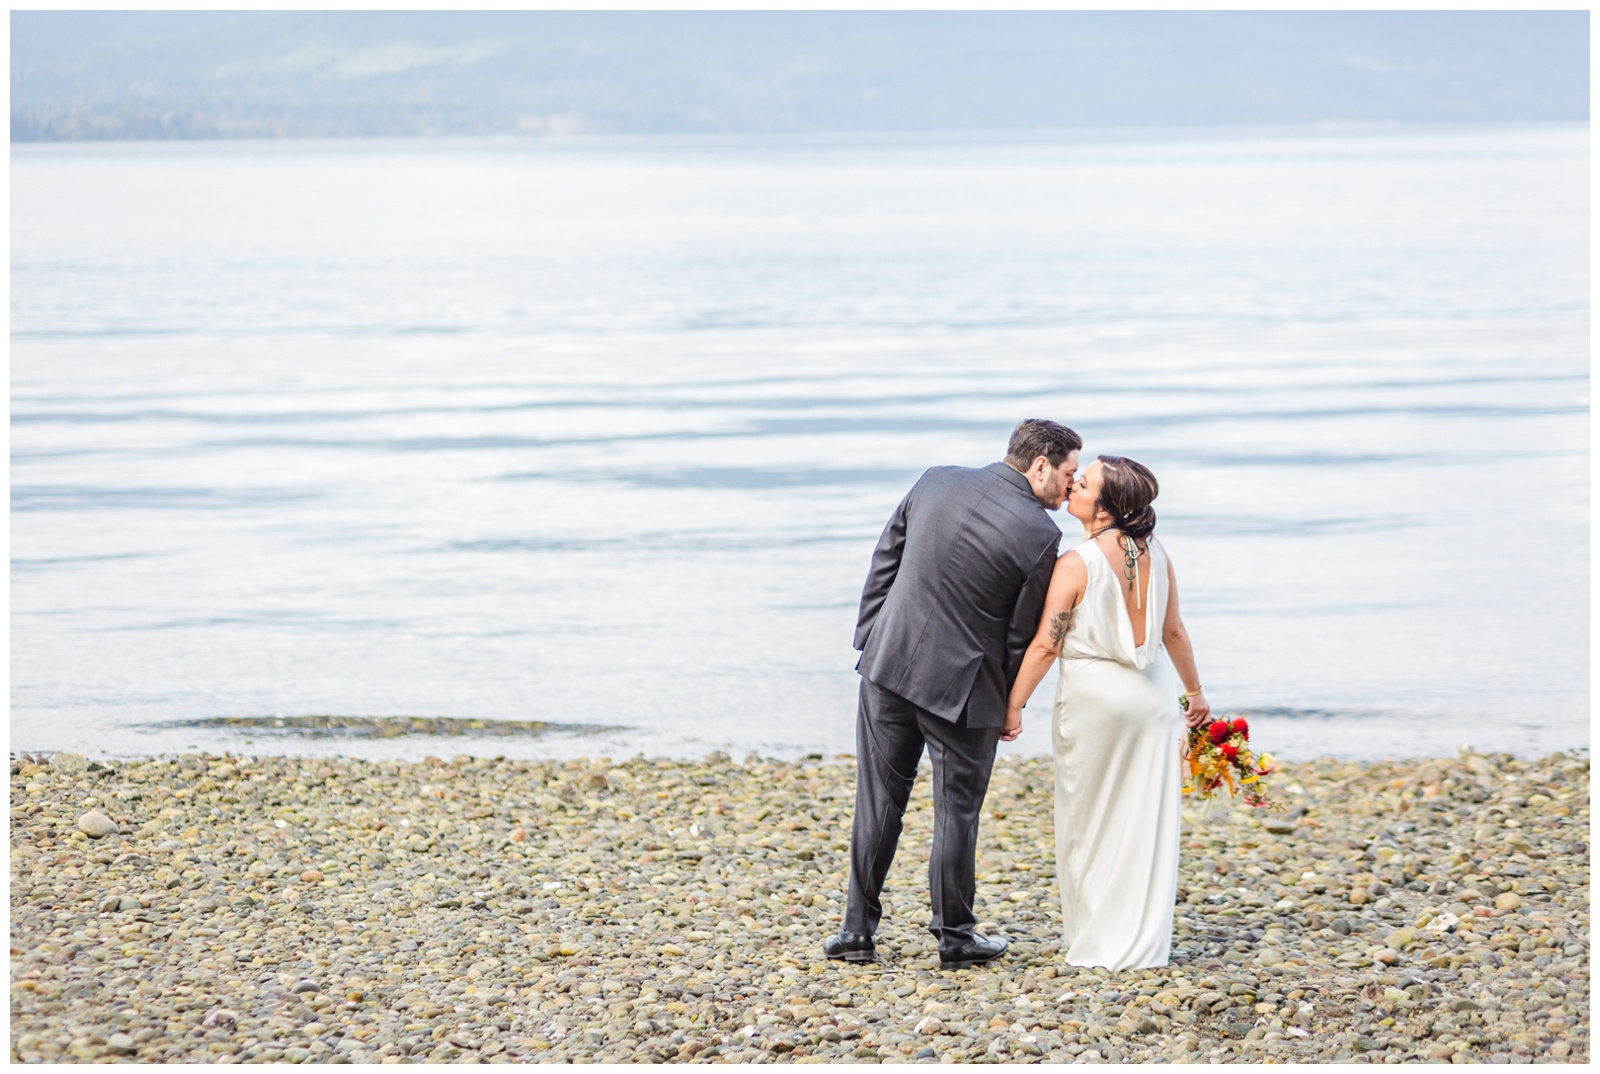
[844,677,1002,949]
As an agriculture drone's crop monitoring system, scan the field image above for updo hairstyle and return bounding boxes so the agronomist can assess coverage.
[1095,456,1159,541]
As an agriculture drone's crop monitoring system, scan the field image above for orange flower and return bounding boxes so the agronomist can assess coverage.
[1184,718,1285,812]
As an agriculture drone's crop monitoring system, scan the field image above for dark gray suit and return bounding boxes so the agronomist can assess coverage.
[846,461,1062,947]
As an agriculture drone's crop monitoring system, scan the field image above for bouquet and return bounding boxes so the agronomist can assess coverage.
[1182,714,1284,811]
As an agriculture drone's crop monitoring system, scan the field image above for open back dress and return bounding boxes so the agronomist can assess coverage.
[1050,535,1183,971]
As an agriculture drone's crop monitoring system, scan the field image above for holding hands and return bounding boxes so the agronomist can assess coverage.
[1000,704,1024,742]
[1005,689,1207,741]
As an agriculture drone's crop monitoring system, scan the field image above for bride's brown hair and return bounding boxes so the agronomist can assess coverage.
[1095,456,1159,541]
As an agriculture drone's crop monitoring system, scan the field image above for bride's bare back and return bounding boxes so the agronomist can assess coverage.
[1089,531,1153,648]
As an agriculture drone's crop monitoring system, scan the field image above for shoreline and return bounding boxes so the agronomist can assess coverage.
[10,749,1589,1063]
[8,708,1592,768]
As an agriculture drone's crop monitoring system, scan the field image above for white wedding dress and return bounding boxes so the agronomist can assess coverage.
[1050,536,1183,970]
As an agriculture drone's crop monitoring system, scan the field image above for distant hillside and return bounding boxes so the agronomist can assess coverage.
[10,11,1589,141]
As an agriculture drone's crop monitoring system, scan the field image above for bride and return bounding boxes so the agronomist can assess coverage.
[1002,455,1210,971]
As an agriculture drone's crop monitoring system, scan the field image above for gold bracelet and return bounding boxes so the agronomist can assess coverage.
[1184,687,1204,697]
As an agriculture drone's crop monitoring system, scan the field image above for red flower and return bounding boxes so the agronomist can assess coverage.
[1221,743,1240,762]
[1208,721,1233,745]
[1231,717,1249,740]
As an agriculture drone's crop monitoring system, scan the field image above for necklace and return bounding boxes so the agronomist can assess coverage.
[1086,524,1145,609]
[1120,534,1144,609]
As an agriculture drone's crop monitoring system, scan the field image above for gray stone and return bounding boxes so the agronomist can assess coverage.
[77,811,118,838]
[7,750,1593,1067]
[51,752,89,775]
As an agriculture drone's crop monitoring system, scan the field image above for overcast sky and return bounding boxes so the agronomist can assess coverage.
[11,11,1590,141]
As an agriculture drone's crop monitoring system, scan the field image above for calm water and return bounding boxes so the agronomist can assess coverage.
[10,126,1589,763]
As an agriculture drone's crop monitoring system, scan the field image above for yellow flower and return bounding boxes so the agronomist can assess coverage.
[1258,752,1276,771]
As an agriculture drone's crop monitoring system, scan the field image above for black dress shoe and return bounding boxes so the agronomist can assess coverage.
[938,932,1008,970]
[822,929,878,963]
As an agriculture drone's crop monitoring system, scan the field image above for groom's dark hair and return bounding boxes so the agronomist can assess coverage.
[1005,419,1082,470]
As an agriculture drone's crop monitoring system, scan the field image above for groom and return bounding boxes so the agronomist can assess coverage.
[824,419,1080,970]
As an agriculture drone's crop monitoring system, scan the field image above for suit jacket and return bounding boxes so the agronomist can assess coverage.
[854,461,1063,727]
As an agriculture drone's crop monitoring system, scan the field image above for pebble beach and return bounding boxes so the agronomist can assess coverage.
[9,747,1589,1064]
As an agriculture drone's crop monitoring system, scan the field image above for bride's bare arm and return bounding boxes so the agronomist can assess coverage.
[1001,552,1087,741]
[1162,555,1210,728]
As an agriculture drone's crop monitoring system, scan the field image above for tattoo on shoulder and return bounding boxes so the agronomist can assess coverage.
[1048,610,1073,647]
